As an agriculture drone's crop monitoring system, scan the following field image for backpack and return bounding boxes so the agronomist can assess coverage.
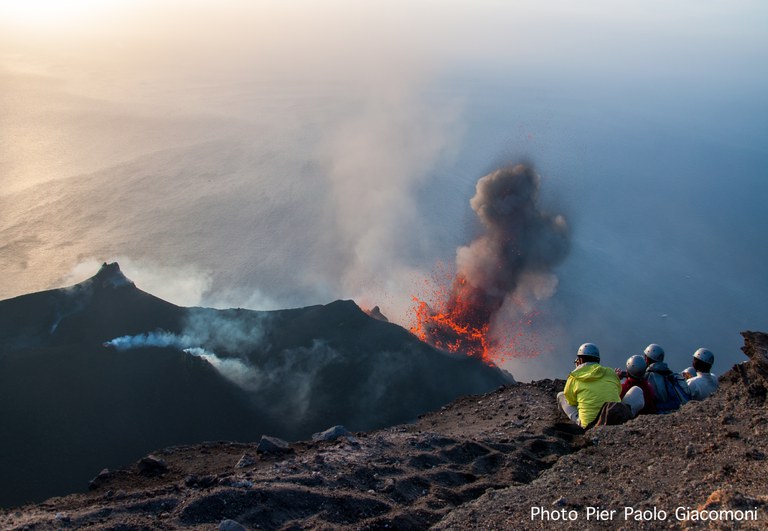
[668,373,692,405]
[589,401,633,428]
[655,373,691,413]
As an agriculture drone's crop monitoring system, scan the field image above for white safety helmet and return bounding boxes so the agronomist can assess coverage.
[644,343,665,362]
[693,348,714,365]
[577,343,600,361]
[626,355,647,379]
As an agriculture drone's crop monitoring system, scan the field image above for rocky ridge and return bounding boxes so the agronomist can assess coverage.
[2,332,766,529]
[0,263,511,507]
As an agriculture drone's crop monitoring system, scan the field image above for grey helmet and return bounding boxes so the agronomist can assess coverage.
[577,343,600,361]
[626,355,647,379]
[693,348,714,365]
[682,366,697,379]
[644,343,665,362]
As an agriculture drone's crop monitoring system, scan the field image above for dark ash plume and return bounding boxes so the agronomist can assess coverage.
[417,164,569,359]
[457,164,569,308]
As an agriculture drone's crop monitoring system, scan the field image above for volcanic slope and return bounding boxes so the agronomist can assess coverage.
[2,333,766,530]
[2,332,766,530]
[434,331,768,530]
[0,263,511,508]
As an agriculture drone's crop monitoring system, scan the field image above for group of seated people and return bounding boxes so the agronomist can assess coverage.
[556,342,718,429]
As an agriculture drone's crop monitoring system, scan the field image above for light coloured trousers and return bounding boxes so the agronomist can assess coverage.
[557,386,644,427]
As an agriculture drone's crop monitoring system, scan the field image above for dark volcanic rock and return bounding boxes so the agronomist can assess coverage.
[312,425,352,442]
[0,376,569,530]
[137,455,169,476]
[87,468,111,491]
[0,262,183,351]
[366,306,389,322]
[0,262,511,507]
[256,436,293,456]
[1,333,767,529]
[234,454,256,469]
[741,330,768,374]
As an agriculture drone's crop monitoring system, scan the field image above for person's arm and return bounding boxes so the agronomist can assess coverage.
[564,377,578,406]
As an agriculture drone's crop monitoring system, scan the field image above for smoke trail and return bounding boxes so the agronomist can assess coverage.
[105,330,194,351]
[412,164,569,361]
[103,328,345,422]
[104,330,261,391]
[182,347,261,391]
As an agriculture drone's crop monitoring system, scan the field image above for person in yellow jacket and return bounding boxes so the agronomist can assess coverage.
[557,343,639,428]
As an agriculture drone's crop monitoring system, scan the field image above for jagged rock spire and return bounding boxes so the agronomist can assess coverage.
[92,262,134,288]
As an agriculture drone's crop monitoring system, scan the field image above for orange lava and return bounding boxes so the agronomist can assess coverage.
[409,269,543,365]
[410,295,492,363]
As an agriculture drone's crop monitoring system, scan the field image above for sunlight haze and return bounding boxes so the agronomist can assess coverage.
[1,0,766,380]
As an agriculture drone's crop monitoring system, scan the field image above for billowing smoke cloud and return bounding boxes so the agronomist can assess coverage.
[413,164,569,361]
[319,80,460,320]
[182,308,267,353]
[458,164,569,314]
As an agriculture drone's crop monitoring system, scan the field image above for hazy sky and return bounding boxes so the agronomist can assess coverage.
[1,0,766,379]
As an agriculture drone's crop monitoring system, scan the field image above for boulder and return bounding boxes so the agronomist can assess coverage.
[137,455,169,476]
[312,425,352,442]
[88,468,111,491]
[256,436,292,455]
[741,331,768,375]
[235,453,256,469]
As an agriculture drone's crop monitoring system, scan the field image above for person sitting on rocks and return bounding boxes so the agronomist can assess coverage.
[643,343,691,413]
[618,354,656,414]
[643,343,665,369]
[686,348,718,400]
[557,343,644,429]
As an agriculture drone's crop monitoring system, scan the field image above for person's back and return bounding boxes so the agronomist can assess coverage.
[687,348,718,400]
[557,343,622,428]
[641,344,669,410]
[688,372,718,398]
[619,354,656,414]
[566,363,622,426]
[645,361,673,403]
[646,361,690,412]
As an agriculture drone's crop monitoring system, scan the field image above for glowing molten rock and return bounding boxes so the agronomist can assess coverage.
[410,164,569,364]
